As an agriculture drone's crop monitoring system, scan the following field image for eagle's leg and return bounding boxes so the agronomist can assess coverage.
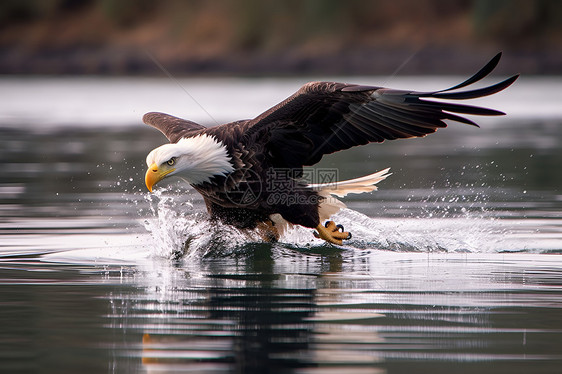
[255,219,280,243]
[314,221,352,245]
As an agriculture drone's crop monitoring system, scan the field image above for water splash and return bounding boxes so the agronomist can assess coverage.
[142,187,278,259]
[136,157,560,257]
[334,209,502,253]
[141,185,508,257]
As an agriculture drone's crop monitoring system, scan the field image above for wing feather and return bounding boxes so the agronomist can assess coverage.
[243,53,518,168]
[143,112,206,143]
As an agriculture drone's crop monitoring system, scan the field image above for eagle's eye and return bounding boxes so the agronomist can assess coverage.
[166,158,176,166]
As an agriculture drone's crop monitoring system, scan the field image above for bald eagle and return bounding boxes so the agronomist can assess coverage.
[144,53,518,245]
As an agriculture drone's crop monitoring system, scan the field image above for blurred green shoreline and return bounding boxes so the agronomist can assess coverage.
[1,0,561,76]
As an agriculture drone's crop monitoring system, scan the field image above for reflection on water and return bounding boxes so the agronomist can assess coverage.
[3,249,562,373]
[92,251,562,373]
[0,77,561,373]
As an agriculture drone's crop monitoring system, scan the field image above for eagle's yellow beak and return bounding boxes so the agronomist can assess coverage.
[145,163,175,192]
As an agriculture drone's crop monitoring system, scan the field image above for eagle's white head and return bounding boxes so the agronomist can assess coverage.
[145,134,234,191]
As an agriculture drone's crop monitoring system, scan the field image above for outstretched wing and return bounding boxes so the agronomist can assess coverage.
[243,52,518,169]
[143,112,206,143]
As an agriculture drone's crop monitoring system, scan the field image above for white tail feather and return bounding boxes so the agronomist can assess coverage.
[309,168,391,197]
[270,168,392,236]
[312,168,391,222]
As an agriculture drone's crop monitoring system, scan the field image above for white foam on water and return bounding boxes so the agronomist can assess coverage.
[40,186,559,267]
[138,185,558,258]
[142,188,274,259]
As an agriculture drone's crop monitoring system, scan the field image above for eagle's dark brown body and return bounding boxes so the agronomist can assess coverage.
[143,53,518,232]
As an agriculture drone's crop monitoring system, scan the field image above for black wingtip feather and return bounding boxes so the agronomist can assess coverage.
[411,99,507,116]
[443,112,481,127]
[402,54,517,124]
[416,52,511,99]
[434,52,503,94]
[431,74,519,100]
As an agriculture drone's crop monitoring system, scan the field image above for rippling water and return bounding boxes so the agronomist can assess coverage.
[1,76,561,373]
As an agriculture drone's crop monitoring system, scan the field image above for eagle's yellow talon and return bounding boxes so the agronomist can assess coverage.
[314,221,352,245]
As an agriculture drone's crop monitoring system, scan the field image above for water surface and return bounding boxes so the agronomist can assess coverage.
[1,76,561,373]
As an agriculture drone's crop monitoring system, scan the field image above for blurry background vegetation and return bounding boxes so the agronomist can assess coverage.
[0,0,560,75]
